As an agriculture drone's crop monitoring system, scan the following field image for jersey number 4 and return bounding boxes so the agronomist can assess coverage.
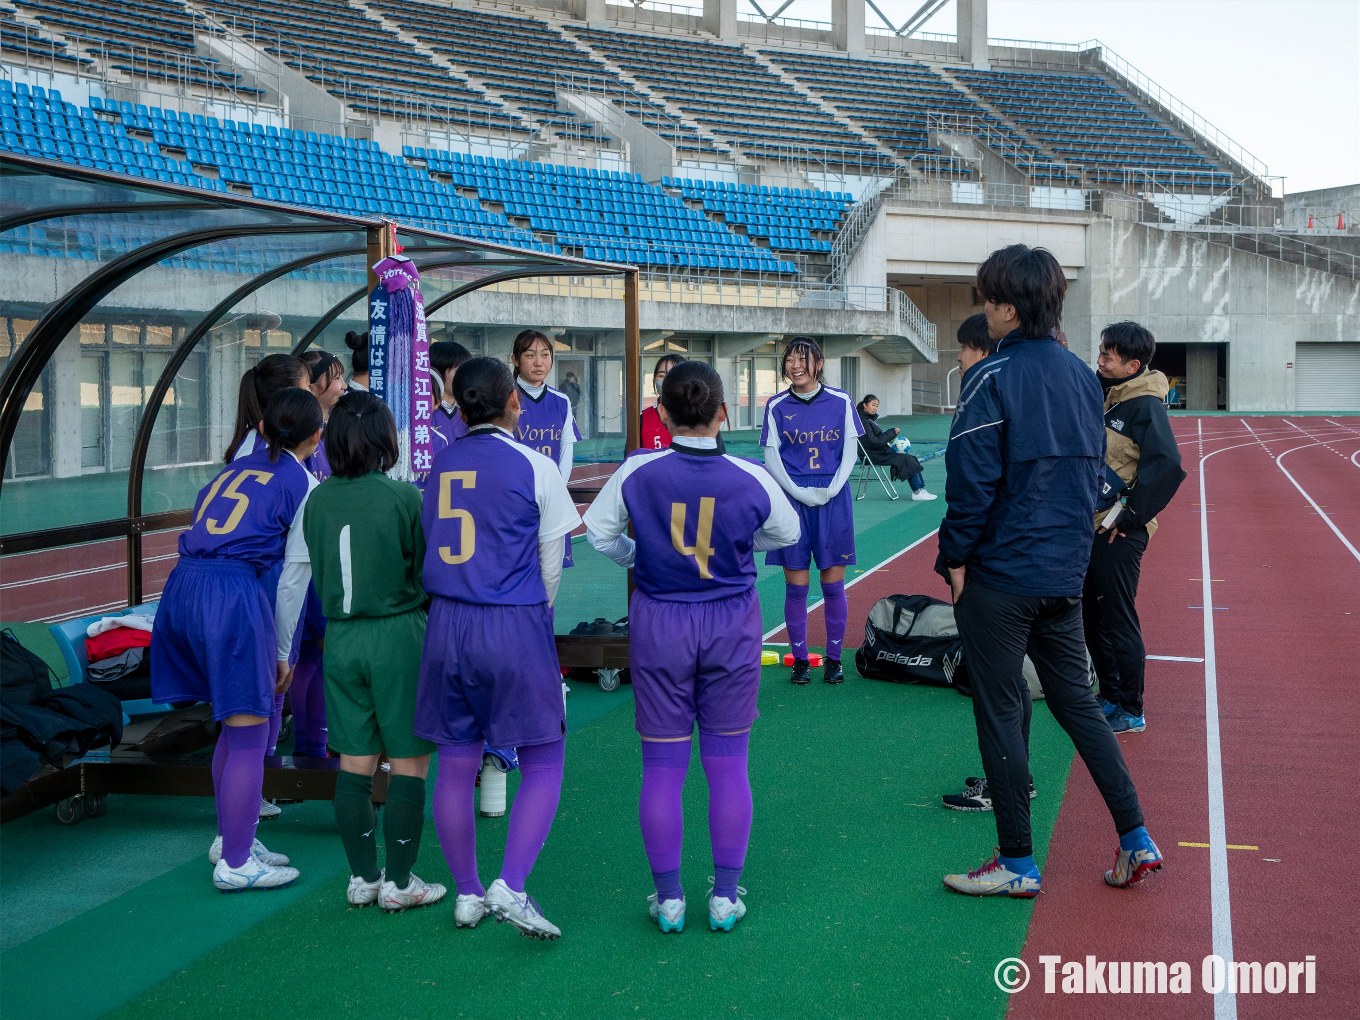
[671,498,716,579]
[195,469,274,535]
[438,470,476,564]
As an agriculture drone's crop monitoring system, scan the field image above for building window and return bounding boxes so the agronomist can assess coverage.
[2,317,50,480]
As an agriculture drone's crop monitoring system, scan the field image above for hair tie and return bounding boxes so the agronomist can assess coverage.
[278,428,291,438]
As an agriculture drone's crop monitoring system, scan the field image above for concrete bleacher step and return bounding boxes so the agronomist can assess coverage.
[3,0,124,76]
[743,46,903,169]
[935,66,1059,162]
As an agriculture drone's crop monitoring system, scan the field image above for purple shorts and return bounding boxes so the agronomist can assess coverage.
[414,597,565,748]
[150,558,274,721]
[764,484,856,571]
[629,587,762,739]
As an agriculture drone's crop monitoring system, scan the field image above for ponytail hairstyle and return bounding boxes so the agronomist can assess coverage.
[262,387,323,463]
[452,357,516,427]
[301,349,344,392]
[660,361,724,429]
[429,340,472,401]
[781,336,825,385]
[510,329,553,380]
[225,353,308,461]
[325,391,399,478]
[344,330,370,375]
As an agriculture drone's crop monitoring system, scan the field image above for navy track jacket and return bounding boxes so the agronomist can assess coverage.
[937,333,1106,598]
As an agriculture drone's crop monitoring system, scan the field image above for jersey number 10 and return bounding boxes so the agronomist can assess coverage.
[671,498,716,579]
[438,470,476,564]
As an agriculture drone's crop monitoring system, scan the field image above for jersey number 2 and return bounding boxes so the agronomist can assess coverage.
[438,470,476,564]
[196,469,273,535]
[671,498,716,579]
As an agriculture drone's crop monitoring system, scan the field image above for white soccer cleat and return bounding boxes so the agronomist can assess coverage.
[455,893,490,928]
[379,873,448,913]
[259,797,281,820]
[707,880,747,932]
[208,835,290,867]
[942,854,1041,897]
[347,873,382,907]
[911,489,939,502]
[647,893,686,933]
[212,855,299,893]
[484,878,561,940]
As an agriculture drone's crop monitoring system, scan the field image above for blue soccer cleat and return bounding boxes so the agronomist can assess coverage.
[707,880,746,931]
[1105,830,1163,888]
[943,853,1041,897]
[647,893,686,933]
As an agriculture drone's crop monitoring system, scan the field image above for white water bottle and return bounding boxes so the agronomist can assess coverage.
[478,764,507,817]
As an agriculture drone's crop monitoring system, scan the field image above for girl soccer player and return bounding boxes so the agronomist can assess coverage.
[761,338,863,686]
[302,391,444,912]
[585,362,799,933]
[287,350,346,758]
[151,388,323,891]
[225,354,308,462]
[416,357,580,939]
[510,329,580,566]
[639,353,685,450]
[431,339,473,442]
[345,331,370,392]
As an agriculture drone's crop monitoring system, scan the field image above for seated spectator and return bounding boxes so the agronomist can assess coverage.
[855,395,937,501]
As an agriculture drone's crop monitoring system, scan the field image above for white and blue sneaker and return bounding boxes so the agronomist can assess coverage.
[1096,696,1120,719]
[647,893,686,933]
[212,854,299,892]
[1105,830,1164,888]
[706,879,746,932]
[484,878,561,940]
[1109,709,1147,733]
[943,853,1041,898]
[208,835,289,867]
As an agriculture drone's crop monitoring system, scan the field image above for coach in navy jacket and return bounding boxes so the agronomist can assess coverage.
[937,245,1160,899]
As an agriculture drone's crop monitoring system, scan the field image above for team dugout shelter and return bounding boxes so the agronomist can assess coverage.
[0,153,639,820]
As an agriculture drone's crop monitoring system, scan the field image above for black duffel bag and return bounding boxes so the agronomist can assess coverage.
[854,594,970,695]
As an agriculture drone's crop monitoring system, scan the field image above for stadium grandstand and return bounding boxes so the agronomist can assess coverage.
[2,1,1358,1018]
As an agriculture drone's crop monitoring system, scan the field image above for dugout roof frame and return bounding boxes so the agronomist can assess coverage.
[0,154,643,608]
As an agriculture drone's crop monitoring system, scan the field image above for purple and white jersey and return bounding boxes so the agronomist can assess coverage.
[436,402,470,442]
[421,426,580,605]
[305,428,331,483]
[583,436,800,602]
[514,381,580,478]
[180,446,318,576]
[760,385,863,506]
[229,430,264,462]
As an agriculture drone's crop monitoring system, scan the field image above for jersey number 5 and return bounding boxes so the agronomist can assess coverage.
[671,498,716,579]
[196,469,274,535]
[438,470,476,565]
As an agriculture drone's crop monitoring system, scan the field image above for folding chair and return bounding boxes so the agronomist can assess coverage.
[855,439,899,501]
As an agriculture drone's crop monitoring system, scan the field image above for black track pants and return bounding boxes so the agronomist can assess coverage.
[954,580,1145,858]
[1081,529,1150,716]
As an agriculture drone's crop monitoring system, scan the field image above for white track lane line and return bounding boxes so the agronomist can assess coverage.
[1245,421,1360,565]
[1197,419,1237,1020]
[761,528,940,642]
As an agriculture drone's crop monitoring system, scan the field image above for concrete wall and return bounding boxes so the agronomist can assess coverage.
[881,205,1090,279]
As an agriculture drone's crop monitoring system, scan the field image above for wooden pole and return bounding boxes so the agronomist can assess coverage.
[366,220,397,296]
[623,269,641,454]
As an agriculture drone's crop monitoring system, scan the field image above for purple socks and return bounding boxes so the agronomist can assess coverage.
[432,742,485,896]
[432,738,567,897]
[499,737,566,893]
[639,739,692,902]
[217,722,269,867]
[699,730,752,902]
[784,583,810,659]
[266,691,286,755]
[822,580,848,662]
[288,642,328,756]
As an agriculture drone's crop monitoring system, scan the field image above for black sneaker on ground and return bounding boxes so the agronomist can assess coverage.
[789,659,812,685]
[941,775,1038,812]
[823,659,844,685]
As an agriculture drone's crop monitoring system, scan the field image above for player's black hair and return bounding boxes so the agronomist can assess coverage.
[225,353,307,462]
[511,329,553,380]
[430,340,473,401]
[781,336,825,384]
[453,356,517,427]
[262,387,323,463]
[660,361,724,429]
[301,350,344,389]
[344,330,369,375]
[325,390,399,478]
[653,353,686,376]
[856,393,879,412]
[957,312,993,354]
[974,244,1066,339]
[1100,321,1156,370]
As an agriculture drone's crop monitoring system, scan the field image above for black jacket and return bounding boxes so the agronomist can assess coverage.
[1099,368,1186,533]
[856,411,896,454]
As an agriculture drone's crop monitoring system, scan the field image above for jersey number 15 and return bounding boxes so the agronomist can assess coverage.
[438,471,476,564]
[195,469,273,535]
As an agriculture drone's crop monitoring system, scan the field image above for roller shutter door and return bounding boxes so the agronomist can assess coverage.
[1295,344,1360,410]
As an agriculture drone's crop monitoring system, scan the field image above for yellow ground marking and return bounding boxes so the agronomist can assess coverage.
[1178,842,1260,850]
